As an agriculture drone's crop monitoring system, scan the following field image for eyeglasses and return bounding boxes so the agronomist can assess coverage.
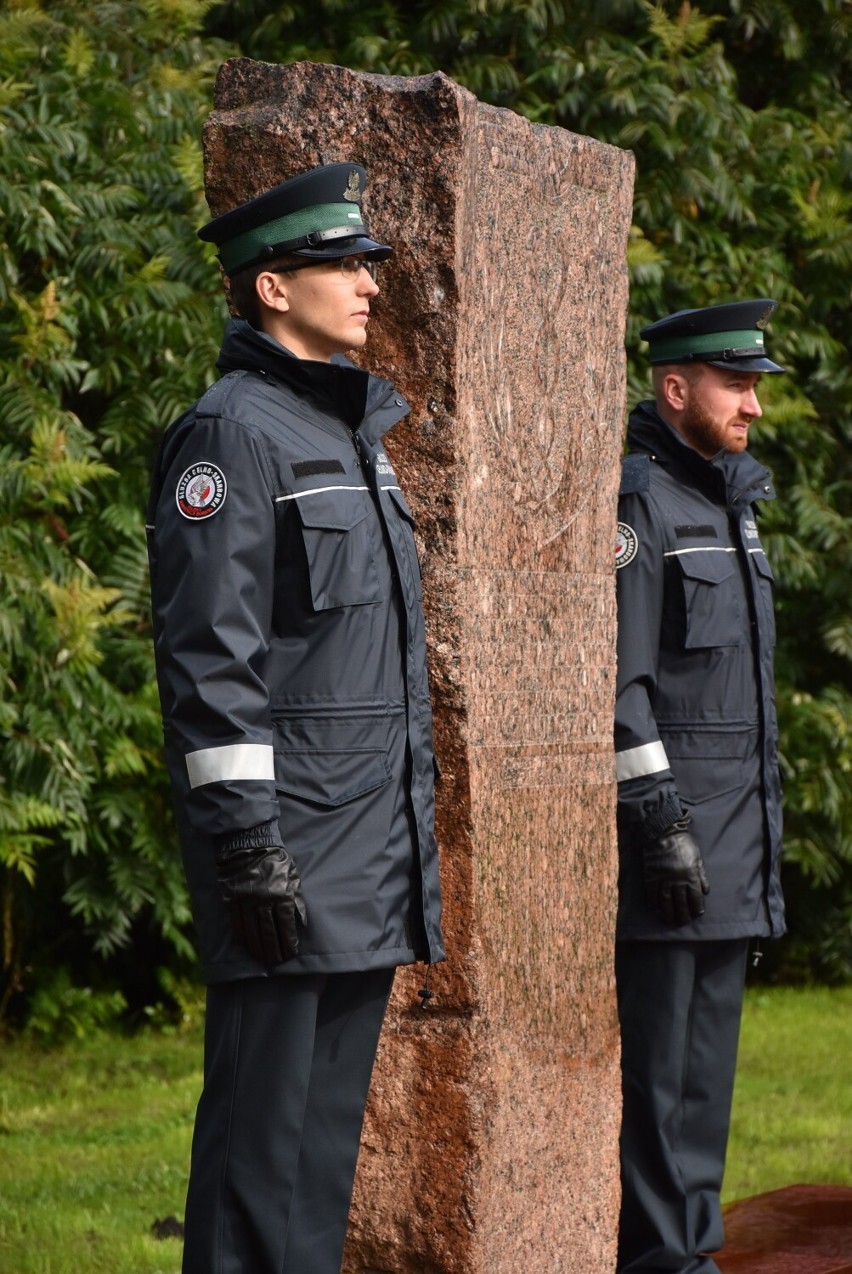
[272,256,380,283]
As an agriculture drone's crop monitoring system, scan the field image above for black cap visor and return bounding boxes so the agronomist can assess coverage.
[289,233,392,262]
[705,354,785,374]
[228,232,392,275]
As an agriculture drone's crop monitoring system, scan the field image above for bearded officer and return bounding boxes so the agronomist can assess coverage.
[146,162,444,1274]
[614,299,785,1274]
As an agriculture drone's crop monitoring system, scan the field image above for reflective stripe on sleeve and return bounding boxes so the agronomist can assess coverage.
[615,740,670,783]
[186,743,275,790]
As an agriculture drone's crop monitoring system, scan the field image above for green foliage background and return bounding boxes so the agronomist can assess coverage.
[1,0,849,1023]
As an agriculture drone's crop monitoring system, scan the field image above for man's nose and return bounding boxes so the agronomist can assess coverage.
[743,387,762,418]
[357,267,379,296]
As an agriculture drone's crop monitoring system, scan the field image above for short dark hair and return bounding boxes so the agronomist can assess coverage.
[227,262,264,328]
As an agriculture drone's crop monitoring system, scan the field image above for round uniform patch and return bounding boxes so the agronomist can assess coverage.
[615,521,638,569]
[176,462,227,521]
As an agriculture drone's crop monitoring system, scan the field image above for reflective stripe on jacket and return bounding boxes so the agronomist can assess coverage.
[614,401,784,941]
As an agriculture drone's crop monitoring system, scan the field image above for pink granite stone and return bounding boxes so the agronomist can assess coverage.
[203,59,635,1273]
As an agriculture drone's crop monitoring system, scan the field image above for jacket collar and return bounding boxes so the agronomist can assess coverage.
[215,318,408,441]
[628,399,776,510]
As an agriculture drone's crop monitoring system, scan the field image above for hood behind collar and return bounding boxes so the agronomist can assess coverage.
[216,317,403,436]
[628,399,775,507]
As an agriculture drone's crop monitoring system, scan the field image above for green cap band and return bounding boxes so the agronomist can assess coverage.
[649,328,765,363]
[219,202,366,273]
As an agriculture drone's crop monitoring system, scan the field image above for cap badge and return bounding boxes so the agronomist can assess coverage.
[756,305,774,330]
[343,170,362,203]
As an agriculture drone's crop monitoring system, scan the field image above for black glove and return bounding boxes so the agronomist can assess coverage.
[215,842,307,965]
[643,817,710,926]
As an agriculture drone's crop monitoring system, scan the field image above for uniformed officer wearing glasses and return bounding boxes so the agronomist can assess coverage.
[146,164,445,1274]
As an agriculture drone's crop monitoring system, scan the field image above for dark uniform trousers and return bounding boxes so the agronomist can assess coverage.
[616,938,750,1274]
[181,968,395,1274]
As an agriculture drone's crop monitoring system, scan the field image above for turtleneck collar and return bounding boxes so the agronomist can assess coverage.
[216,317,380,433]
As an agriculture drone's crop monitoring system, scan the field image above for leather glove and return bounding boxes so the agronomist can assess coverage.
[643,817,710,926]
[215,843,307,965]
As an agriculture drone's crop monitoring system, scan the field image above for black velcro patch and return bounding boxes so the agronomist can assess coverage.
[675,525,718,538]
[291,459,346,479]
[619,453,651,496]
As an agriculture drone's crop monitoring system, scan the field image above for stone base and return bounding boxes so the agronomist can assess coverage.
[718,1185,852,1274]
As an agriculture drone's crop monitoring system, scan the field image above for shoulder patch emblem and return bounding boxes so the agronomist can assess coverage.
[176,462,227,520]
[615,521,638,569]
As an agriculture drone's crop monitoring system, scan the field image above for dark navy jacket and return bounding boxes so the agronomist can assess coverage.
[146,318,445,981]
[614,400,785,941]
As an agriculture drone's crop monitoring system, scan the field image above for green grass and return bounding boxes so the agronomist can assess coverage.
[724,983,852,1203]
[0,986,849,1271]
[0,1026,202,1274]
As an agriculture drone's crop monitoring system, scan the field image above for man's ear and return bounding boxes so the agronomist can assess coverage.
[255,269,289,314]
[660,369,689,414]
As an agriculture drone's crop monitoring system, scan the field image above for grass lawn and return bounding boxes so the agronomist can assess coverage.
[0,985,850,1271]
[0,1024,201,1274]
[723,983,852,1203]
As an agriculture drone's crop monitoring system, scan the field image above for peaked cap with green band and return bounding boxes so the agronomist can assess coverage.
[198,163,392,277]
[641,299,784,373]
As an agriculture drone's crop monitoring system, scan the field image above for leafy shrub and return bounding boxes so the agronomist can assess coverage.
[0,0,229,1018]
[25,967,127,1043]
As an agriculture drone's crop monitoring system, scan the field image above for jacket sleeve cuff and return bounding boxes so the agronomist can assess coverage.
[215,818,284,854]
[640,793,688,845]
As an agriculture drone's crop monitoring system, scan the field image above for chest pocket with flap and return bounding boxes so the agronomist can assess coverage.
[676,550,743,649]
[295,488,384,611]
